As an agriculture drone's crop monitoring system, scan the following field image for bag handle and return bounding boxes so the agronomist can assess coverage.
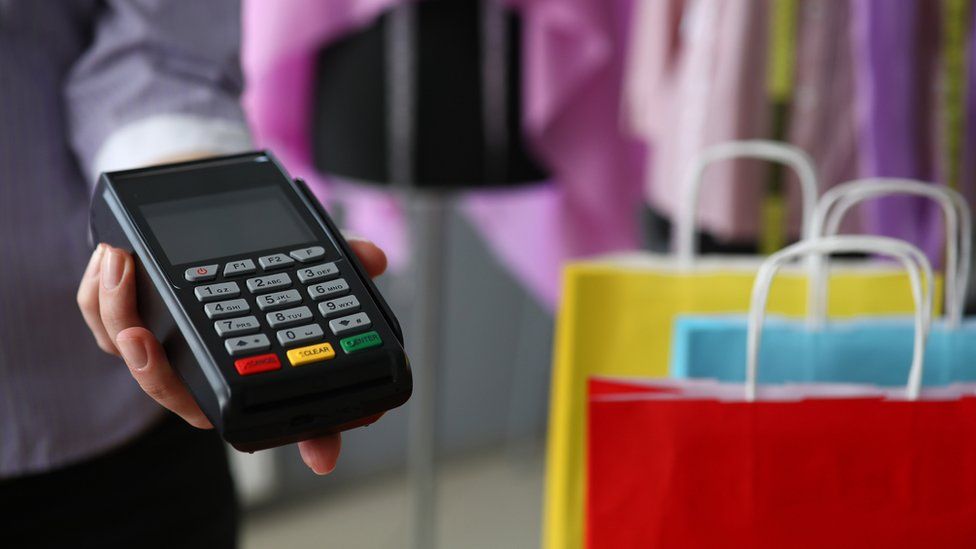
[809,179,971,328]
[746,236,933,402]
[826,185,968,325]
[675,140,820,266]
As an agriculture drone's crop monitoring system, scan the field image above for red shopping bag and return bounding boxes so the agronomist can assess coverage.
[587,381,976,548]
[586,237,976,548]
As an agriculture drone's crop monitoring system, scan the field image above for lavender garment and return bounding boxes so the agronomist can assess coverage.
[851,0,946,267]
[242,0,646,308]
[0,1,246,477]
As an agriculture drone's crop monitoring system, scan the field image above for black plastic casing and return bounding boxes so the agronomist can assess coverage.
[89,152,411,452]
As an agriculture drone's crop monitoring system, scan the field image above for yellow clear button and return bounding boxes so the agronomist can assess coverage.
[287,342,335,366]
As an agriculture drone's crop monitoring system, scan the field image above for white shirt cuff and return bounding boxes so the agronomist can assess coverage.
[90,114,253,181]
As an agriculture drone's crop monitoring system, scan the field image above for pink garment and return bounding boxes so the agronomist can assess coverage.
[242,0,645,308]
[784,0,861,235]
[625,0,770,242]
[241,0,409,266]
[463,0,645,305]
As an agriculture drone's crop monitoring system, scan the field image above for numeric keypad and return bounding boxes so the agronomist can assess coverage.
[187,249,380,373]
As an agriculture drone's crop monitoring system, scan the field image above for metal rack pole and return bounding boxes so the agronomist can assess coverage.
[406,193,450,549]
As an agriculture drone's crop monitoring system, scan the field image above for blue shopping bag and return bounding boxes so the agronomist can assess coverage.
[670,315,976,386]
[671,181,976,387]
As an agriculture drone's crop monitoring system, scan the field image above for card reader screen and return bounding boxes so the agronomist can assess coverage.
[141,186,316,265]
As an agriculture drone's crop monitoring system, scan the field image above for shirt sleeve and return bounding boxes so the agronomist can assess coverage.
[64,0,252,183]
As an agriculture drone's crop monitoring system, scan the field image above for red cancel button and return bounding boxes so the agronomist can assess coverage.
[234,353,281,376]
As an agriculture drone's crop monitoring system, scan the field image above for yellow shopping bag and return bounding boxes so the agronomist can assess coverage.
[542,144,953,549]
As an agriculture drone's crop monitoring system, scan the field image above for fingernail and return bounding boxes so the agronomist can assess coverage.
[300,445,337,476]
[340,230,369,243]
[117,337,149,371]
[86,245,105,278]
[101,248,124,290]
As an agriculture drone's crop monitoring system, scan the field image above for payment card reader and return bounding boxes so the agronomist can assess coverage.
[89,152,412,451]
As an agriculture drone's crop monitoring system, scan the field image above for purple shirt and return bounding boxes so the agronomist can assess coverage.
[0,0,249,477]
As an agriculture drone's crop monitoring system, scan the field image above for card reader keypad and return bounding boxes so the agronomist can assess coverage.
[186,246,382,374]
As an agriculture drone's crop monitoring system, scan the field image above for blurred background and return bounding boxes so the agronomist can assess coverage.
[3,0,973,547]
[232,0,974,547]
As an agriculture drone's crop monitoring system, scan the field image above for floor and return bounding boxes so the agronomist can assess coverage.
[242,445,544,549]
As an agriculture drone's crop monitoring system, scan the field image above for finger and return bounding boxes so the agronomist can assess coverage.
[77,244,118,355]
[347,238,387,278]
[298,434,342,475]
[98,247,142,343]
[116,327,213,429]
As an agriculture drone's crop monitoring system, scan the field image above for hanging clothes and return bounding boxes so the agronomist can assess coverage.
[625,0,873,244]
[850,0,946,266]
[462,0,646,306]
[967,4,976,207]
[242,0,645,308]
[624,0,771,243]
[784,0,862,235]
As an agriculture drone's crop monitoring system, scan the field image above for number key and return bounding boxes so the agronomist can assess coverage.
[194,282,240,302]
[266,306,313,328]
[256,289,302,311]
[318,295,360,318]
[297,262,339,284]
[276,323,324,347]
[204,298,250,319]
[246,273,292,294]
[307,278,349,301]
[214,315,260,337]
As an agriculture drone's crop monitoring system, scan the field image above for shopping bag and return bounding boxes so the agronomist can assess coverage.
[672,315,976,385]
[587,237,976,549]
[543,142,942,549]
[672,180,972,386]
[544,146,950,549]
[588,382,976,548]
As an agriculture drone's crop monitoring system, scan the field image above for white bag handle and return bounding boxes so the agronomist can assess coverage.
[675,140,820,266]
[809,179,971,328]
[747,236,933,402]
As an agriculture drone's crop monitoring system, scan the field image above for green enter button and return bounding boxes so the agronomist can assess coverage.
[340,330,383,354]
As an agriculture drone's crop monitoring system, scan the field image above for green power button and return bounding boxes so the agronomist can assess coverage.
[340,330,383,354]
